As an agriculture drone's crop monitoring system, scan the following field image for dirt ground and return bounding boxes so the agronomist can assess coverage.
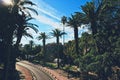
[51,68,80,80]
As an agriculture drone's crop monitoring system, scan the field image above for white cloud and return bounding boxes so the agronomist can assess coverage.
[31,0,62,21]
[33,14,60,29]
[33,6,61,21]
[29,0,63,30]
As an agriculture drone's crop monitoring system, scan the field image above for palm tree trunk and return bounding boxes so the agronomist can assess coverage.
[43,39,46,64]
[74,27,79,54]
[4,44,11,80]
[4,35,15,80]
[91,21,101,54]
[3,27,17,80]
[63,25,65,45]
[74,27,82,79]
[57,36,60,68]
[6,28,23,80]
[91,17,97,35]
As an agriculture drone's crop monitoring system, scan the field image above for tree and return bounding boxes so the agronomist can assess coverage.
[29,40,34,50]
[64,40,76,65]
[21,43,41,61]
[37,32,48,63]
[0,0,38,79]
[61,16,67,45]
[50,29,66,68]
[79,0,120,79]
[45,43,64,62]
[12,0,38,76]
[79,32,97,55]
[67,12,84,55]
[11,0,38,54]
[12,0,38,67]
[81,0,119,54]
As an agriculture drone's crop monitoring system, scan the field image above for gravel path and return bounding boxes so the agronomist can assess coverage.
[16,64,33,80]
[16,61,78,80]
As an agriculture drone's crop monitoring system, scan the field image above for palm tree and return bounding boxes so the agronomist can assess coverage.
[0,0,38,79]
[13,0,38,64]
[28,40,34,60]
[13,0,38,58]
[81,1,98,35]
[50,29,66,68]
[29,40,34,50]
[81,0,118,35]
[37,32,48,63]
[0,3,20,80]
[61,16,67,45]
[15,17,38,47]
[81,0,117,54]
[6,0,38,48]
[67,13,85,79]
[67,12,84,55]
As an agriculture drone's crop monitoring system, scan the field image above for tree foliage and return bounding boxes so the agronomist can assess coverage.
[0,0,38,79]
[63,0,120,79]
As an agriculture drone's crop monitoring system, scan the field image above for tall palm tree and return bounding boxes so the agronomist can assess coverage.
[50,29,66,68]
[0,0,38,80]
[61,16,67,45]
[81,0,117,35]
[13,1,38,75]
[81,1,98,35]
[37,32,48,63]
[13,0,38,56]
[0,3,20,80]
[6,0,38,48]
[81,0,117,54]
[67,12,84,55]
[12,0,38,65]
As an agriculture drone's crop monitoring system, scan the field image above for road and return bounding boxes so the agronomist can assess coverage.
[17,61,54,80]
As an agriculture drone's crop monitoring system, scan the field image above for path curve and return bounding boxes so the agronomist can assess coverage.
[17,61,54,80]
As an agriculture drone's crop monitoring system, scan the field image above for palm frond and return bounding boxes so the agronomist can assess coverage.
[23,7,38,15]
[50,32,55,36]
[23,32,33,39]
[26,17,35,21]
[25,26,38,33]
[20,0,36,6]
[36,34,43,40]
[61,16,67,25]
[21,8,32,17]
[50,29,65,38]
[60,32,67,38]
[37,32,49,40]
[25,23,39,33]
[61,32,67,35]
[27,23,39,28]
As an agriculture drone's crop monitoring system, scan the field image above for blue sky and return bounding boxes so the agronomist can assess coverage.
[21,0,91,45]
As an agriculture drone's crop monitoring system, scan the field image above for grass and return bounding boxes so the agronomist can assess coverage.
[43,62,80,78]
[45,62,57,69]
